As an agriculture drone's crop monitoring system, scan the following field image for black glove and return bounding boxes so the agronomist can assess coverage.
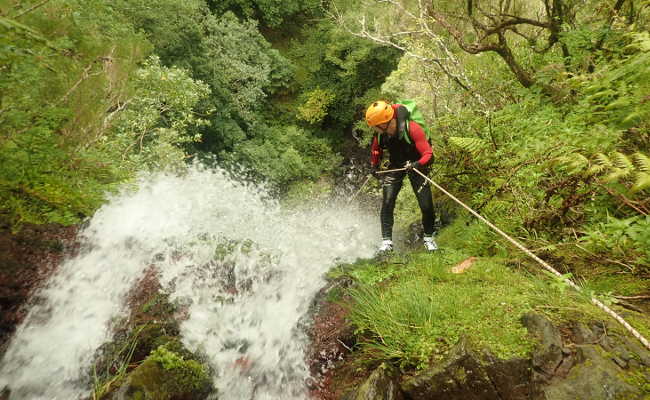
[370,165,380,179]
[404,161,420,171]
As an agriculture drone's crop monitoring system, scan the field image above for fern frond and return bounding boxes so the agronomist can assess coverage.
[603,168,630,183]
[557,153,588,175]
[594,153,613,168]
[612,152,634,171]
[448,137,488,156]
[633,152,650,172]
[568,153,589,169]
[631,172,650,193]
[586,163,606,176]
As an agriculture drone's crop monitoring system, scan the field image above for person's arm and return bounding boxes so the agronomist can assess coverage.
[409,121,433,166]
[371,135,383,167]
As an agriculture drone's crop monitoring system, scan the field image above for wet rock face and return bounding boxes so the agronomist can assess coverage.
[340,313,650,400]
[540,319,650,400]
[521,312,566,379]
[0,222,77,351]
[343,364,403,400]
[93,269,214,400]
[110,344,212,400]
[523,313,650,400]
[307,276,359,400]
[400,337,530,400]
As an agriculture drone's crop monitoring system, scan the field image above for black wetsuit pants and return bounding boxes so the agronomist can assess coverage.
[380,169,435,240]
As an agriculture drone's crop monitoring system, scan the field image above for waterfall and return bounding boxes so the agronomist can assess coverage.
[0,165,378,399]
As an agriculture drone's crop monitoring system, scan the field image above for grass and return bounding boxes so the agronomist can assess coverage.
[93,325,145,399]
[336,218,613,371]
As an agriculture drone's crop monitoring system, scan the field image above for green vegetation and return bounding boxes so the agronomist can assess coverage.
[123,343,211,400]
[333,218,615,370]
[0,0,207,228]
[1,0,396,230]
[92,283,213,399]
[335,0,650,288]
[2,0,650,392]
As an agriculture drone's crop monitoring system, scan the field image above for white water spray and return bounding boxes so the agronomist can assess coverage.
[0,166,378,399]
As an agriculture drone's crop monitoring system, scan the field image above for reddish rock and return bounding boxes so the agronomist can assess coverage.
[0,221,78,351]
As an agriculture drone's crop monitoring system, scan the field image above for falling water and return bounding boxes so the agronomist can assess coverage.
[0,165,378,399]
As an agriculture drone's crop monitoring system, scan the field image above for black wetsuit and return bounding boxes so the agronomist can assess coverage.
[371,105,435,240]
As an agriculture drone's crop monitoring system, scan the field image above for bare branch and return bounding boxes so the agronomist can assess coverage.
[482,16,550,37]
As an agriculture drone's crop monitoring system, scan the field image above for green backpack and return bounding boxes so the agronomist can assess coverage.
[396,99,432,145]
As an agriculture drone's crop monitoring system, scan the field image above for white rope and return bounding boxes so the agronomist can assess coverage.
[348,174,372,204]
[410,168,650,350]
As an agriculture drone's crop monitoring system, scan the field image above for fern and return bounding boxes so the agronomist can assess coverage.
[557,153,589,175]
[612,152,634,171]
[603,152,634,183]
[560,151,650,193]
[448,137,488,156]
[594,153,613,168]
[634,153,650,172]
[632,173,650,193]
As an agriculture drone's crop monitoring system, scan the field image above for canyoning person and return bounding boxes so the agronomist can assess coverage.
[366,100,437,253]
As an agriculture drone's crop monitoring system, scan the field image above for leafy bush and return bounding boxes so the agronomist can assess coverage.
[0,1,209,229]
[207,0,320,28]
[236,124,342,188]
[582,216,650,272]
[107,56,210,171]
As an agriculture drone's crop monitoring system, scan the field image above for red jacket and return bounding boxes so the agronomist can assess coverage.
[371,104,432,167]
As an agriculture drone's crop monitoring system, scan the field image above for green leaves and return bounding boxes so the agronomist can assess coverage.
[582,215,650,271]
[207,0,320,28]
[296,88,336,124]
[448,136,489,157]
[559,151,650,193]
[236,124,341,187]
[110,56,210,170]
[0,1,213,229]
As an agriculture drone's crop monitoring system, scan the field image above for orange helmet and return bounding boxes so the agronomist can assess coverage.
[365,101,394,126]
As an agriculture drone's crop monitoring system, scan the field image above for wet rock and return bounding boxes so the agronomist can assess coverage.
[521,312,565,378]
[0,222,77,350]
[111,344,213,400]
[343,363,403,400]
[612,333,650,367]
[307,273,357,400]
[93,271,211,400]
[483,356,532,400]
[530,317,650,400]
[569,321,600,344]
[401,337,503,400]
[542,344,639,400]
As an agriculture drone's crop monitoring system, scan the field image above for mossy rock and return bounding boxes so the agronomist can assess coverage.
[112,345,213,400]
[542,345,639,400]
[401,336,531,400]
[343,363,404,400]
[131,324,179,362]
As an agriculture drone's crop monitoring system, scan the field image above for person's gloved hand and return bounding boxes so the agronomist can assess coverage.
[370,165,380,179]
[404,161,420,171]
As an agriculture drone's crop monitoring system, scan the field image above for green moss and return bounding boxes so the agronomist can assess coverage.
[126,345,212,400]
[340,221,610,370]
[453,366,467,383]
[93,289,186,399]
[623,367,650,395]
[138,293,177,318]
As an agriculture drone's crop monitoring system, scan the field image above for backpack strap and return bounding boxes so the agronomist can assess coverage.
[396,104,412,144]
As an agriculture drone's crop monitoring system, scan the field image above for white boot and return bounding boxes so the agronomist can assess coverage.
[423,236,438,251]
[377,239,393,253]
